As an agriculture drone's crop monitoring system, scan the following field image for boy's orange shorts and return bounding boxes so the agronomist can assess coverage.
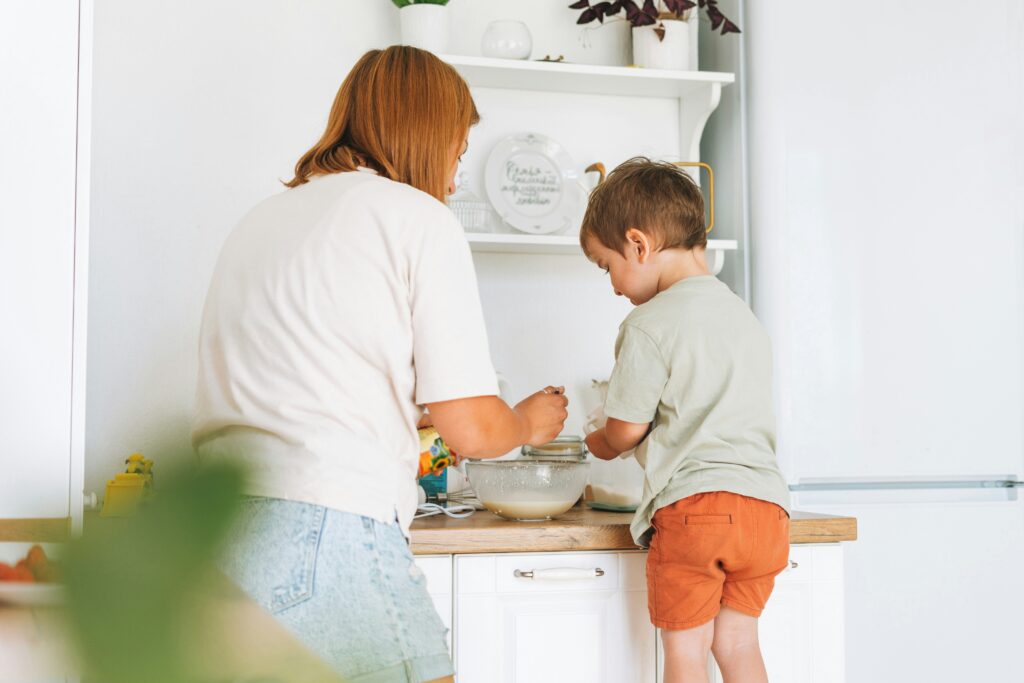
[646,491,790,630]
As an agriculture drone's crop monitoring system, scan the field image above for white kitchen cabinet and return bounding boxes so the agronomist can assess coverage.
[424,544,844,682]
[684,544,845,683]
[760,545,844,683]
[0,0,91,531]
[414,555,454,653]
[454,551,655,683]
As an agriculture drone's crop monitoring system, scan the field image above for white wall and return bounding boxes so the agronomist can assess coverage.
[85,1,738,494]
[87,0,396,494]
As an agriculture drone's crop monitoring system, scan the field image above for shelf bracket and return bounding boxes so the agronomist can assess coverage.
[679,82,722,173]
[709,247,725,275]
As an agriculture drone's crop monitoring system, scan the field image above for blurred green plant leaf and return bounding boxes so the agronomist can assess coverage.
[63,462,244,683]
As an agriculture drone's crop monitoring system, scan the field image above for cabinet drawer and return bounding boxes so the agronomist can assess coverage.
[455,551,656,683]
[458,552,620,594]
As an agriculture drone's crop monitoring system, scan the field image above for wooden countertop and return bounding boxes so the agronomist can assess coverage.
[0,518,70,543]
[1,508,858,556]
[410,506,857,555]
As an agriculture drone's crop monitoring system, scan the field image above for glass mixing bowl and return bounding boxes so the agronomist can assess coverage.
[465,459,590,521]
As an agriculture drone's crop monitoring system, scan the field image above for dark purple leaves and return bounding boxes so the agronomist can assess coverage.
[630,0,656,26]
[631,11,657,27]
[592,1,613,22]
[663,0,697,16]
[622,0,641,21]
[720,18,740,34]
[698,0,741,34]
[706,5,724,30]
[571,0,740,35]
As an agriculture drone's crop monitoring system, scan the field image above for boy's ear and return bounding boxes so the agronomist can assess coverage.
[625,228,651,263]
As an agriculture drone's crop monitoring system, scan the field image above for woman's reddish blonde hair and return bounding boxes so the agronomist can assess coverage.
[285,46,478,202]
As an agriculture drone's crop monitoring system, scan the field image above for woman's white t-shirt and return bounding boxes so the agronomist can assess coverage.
[192,169,497,534]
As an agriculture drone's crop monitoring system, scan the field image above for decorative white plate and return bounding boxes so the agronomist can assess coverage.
[0,582,65,606]
[484,133,581,235]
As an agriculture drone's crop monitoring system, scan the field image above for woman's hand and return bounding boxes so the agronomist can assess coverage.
[514,386,569,446]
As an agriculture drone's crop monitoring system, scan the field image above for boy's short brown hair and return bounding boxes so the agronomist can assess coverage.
[580,157,706,257]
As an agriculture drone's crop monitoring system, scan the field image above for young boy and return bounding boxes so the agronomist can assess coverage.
[582,158,791,683]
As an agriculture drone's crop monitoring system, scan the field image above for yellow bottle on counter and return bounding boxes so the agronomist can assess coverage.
[100,453,155,517]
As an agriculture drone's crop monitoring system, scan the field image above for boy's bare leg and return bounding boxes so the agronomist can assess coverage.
[711,605,769,683]
[425,677,454,683]
[661,620,715,683]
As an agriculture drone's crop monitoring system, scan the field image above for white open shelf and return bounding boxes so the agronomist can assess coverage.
[446,53,740,275]
[441,54,734,99]
[465,232,737,273]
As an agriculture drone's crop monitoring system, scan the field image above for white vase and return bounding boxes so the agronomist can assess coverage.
[631,18,693,70]
[400,4,449,55]
[481,20,533,60]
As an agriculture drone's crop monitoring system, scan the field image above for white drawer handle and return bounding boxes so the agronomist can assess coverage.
[514,567,605,580]
[786,561,799,572]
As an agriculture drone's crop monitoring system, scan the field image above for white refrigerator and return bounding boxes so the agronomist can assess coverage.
[743,1,1024,681]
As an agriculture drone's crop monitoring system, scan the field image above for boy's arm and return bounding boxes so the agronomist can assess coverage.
[586,418,651,461]
[591,323,664,459]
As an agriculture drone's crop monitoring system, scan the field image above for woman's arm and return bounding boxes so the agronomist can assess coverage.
[427,389,569,460]
[585,418,651,461]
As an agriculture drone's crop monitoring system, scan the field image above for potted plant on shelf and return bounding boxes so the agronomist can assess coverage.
[569,0,740,71]
[392,0,450,55]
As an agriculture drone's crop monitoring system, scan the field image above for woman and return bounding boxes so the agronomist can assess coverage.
[192,46,568,683]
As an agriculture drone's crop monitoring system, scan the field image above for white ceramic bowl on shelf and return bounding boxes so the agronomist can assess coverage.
[481,20,533,60]
[465,459,589,521]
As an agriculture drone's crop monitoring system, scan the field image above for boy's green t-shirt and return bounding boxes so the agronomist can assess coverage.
[603,275,791,546]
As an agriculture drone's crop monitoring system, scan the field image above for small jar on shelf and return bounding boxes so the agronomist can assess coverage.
[449,172,493,233]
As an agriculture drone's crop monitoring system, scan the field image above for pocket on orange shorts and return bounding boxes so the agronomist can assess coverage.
[653,509,735,567]
[685,513,733,526]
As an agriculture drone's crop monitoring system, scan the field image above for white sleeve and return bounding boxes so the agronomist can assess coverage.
[410,208,498,405]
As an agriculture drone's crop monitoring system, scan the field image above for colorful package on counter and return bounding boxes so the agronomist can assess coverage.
[417,427,456,499]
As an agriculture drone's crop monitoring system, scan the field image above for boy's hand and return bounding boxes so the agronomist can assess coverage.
[514,386,569,446]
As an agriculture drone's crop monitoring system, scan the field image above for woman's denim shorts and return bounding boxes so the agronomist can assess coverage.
[218,496,453,683]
